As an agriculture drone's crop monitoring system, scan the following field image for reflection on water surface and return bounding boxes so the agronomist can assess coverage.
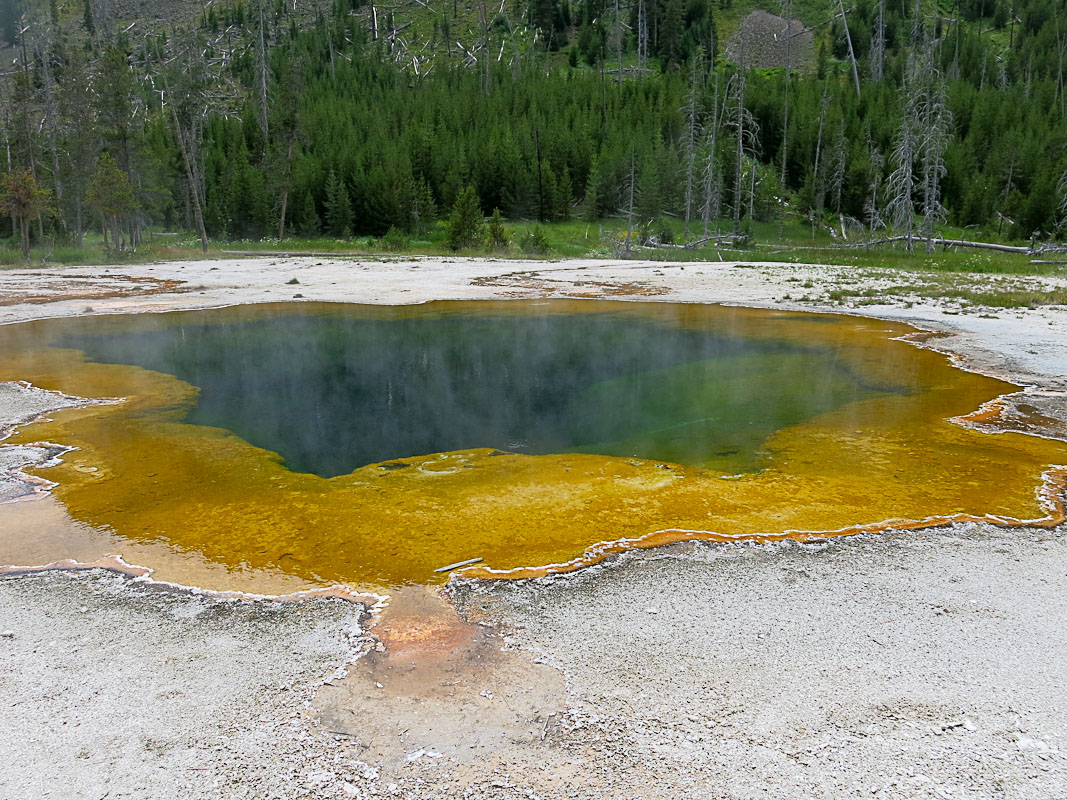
[62,305,907,476]
[1,300,1064,591]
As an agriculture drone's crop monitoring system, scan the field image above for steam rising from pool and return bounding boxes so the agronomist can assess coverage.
[61,305,907,476]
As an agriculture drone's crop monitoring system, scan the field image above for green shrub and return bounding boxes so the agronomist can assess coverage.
[381,225,410,252]
[520,225,550,255]
[485,209,510,252]
[446,185,484,251]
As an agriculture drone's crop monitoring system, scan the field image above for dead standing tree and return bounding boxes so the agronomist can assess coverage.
[637,0,648,70]
[870,0,885,81]
[917,64,951,253]
[159,36,212,252]
[886,89,918,252]
[811,92,830,215]
[723,72,759,238]
[625,150,636,253]
[863,128,885,234]
[256,0,271,141]
[826,121,848,216]
[1056,169,1067,234]
[28,21,64,225]
[682,48,705,243]
[779,0,792,189]
[728,35,759,237]
[885,41,950,254]
[699,70,723,240]
[273,56,306,239]
[837,0,861,96]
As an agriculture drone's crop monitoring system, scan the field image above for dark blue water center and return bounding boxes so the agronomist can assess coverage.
[63,303,905,477]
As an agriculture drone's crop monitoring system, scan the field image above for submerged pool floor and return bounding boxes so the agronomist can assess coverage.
[1,300,1065,590]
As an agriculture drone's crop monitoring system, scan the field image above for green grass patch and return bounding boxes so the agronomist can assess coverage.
[3,217,1065,280]
[825,279,1067,310]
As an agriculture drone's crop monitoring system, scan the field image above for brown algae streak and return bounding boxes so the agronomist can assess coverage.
[0,300,1064,591]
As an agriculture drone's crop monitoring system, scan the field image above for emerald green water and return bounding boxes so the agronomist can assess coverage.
[60,302,906,476]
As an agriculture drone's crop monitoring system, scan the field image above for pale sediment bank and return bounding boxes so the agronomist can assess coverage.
[0,569,372,800]
[0,381,93,502]
[0,256,1065,798]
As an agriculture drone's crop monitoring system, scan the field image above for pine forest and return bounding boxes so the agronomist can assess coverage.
[1,0,1066,260]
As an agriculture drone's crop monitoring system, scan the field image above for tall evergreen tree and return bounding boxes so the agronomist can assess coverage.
[324,170,353,236]
[86,153,138,250]
[446,185,484,250]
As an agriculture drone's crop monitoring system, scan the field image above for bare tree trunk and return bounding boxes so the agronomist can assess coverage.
[701,72,721,238]
[277,137,295,239]
[812,93,829,215]
[626,151,636,252]
[3,109,16,237]
[479,0,492,93]
[327,19,336,80]
[887,84,918,253]
[870,0,885,81]
[170,102,209,252]
[638,0,648,69]
[838,0,861,96]
[919,69,950,254]
[864,130,884,233]
[16,27,46,245]
[683,51,701,243]
[780,0,791,188]
[535,126,544,223]
[34,37,64,211]
[256,0,270,140]
[733,38,746,236]
[19,217,30,261]
[615,0,623,76]
[75,197,84,247]
[828,123,847,214]
[840,234,1032,253]
[748,160,756,219]
[277,190,290,239]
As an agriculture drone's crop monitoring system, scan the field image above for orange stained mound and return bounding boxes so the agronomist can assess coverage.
[0,300,1065,594]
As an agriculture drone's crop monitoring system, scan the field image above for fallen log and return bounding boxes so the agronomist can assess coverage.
[831,235,1030,253]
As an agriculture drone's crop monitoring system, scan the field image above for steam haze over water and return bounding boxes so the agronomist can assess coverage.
[61,303,907,477]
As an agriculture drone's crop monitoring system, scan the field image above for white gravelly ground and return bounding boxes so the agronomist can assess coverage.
[1,256,1065,798]
[0,570,371,800]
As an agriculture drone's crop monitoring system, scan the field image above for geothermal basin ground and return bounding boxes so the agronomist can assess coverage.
[1,255,1066,799]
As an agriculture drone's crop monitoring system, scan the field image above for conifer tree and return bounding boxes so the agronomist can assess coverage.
[446,185,483,250]
[94,46,138,177]
[85,153,137,250]
[297,190,321,236]
[485,208,509,250]
[324,170,353,236]
[411,177,437,234]
[659,0,685,69]
[583,155,611,221]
